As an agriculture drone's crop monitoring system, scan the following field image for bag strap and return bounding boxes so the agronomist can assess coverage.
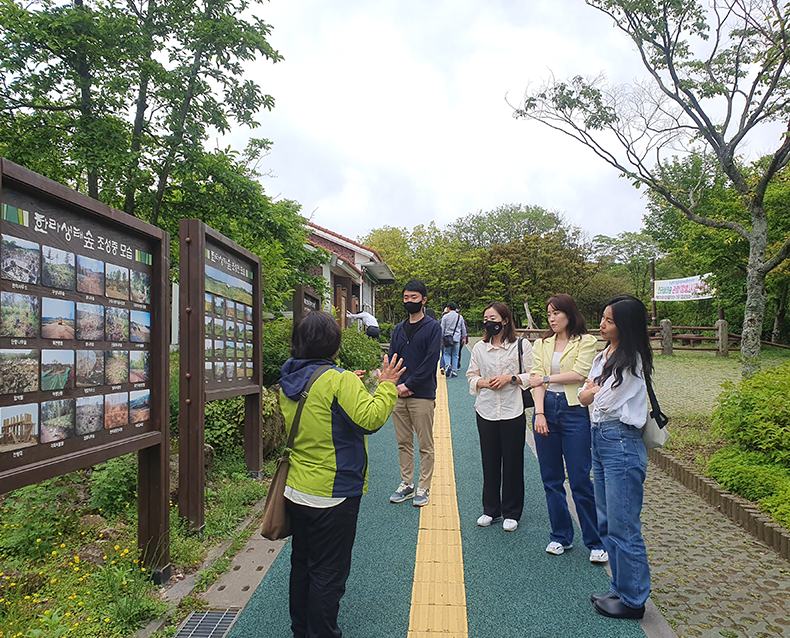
[646,380,669,428]
[285,364,332,451]
[517,338,524,374]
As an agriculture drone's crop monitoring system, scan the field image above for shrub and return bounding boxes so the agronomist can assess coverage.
[337,327,383,374]
[90,454,138,516]
[204,396,245,454]
[712,361,790,464]
[261,318,293,386]
[707,446,790,501]
[759,487,790,529]
[378,322,395,342]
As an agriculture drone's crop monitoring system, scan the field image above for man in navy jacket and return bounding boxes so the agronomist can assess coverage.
[387,280,442,507]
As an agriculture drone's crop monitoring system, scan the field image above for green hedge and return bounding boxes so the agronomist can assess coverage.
[712,361,790,464]
[708,362,790,529]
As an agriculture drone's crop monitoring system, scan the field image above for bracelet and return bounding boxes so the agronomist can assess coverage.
[534,412,544,416]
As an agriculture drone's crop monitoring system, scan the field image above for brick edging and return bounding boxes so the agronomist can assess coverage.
[648,448,790,561]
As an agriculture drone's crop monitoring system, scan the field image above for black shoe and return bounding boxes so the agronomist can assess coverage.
[593,596,645,619]
[590,592,618,604]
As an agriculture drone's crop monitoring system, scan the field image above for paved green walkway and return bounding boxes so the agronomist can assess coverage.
[229,359,646,637]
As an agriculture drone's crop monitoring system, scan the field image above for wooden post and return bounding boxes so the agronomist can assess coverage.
[661,319,673,356]
[716,319,729,357]
[178,219,206,533]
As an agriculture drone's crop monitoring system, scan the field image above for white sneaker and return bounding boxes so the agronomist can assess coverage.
[589,549,609,563]
[477,514,498,527]
[503,518,518,532]
[546,541,573,555]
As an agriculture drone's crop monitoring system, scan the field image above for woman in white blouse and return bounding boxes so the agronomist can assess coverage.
[466,302,532,532]
[579,295,652,620]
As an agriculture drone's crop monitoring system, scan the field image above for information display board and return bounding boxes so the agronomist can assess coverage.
[0,159,170,582]
[179,220,262,531]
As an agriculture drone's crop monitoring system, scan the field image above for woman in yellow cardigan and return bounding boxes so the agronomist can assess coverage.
[529,294,608,563]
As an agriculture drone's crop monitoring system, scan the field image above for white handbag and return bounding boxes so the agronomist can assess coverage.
[641,381,669,450]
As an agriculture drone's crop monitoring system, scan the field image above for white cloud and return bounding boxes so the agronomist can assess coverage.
[217,0,761,243]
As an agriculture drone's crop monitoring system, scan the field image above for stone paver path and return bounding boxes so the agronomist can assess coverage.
[644,464,790,638]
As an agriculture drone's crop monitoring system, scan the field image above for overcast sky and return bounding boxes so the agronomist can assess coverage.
[221,1,674,242]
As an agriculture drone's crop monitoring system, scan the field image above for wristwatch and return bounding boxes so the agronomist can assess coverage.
[510,375,518,385]
[543,375,550,384]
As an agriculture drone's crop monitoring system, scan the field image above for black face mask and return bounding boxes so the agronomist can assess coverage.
[484,321,503,337]
[404,301,423,315]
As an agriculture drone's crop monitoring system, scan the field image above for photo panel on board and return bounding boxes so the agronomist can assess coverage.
[105,307,130,342]
[129,350,150,384]
[75,350,104,387]
[105,350,129,385]
[76,255,104,295]
[129,389,150,424]
[130,270,151,304]
[40,349,74,391]
[0,291,40,338]
[76,395,104,436]
[130,310,151,343]
[1,234,40,285]
[105,264,130,300]
[0,402,39,452]
[40,398,75,443]
[41,245,75,290]
[76,303,104,341]
[0,348,39,394]
[104,392,128,429]
[41,298,75,340]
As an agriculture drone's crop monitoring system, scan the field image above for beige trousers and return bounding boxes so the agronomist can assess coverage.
[392,397,436,490]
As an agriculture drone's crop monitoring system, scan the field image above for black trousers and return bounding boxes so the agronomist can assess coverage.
[365,325,380,339]
[286,496,361,638]
[476,412,526,520]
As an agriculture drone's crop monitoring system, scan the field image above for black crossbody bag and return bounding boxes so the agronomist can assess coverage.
[517,338,535,410]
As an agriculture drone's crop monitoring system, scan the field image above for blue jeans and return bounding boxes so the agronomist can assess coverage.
[533,391,603,550]
[591,420,650,608]
[441,341,460,374]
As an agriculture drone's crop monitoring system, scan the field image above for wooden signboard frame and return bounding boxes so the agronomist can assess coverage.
[178,219,263,532]
[0,159,171,583]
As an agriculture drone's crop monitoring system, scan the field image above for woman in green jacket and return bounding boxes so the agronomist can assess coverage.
[529,294,607,564]
[279,311,404,638]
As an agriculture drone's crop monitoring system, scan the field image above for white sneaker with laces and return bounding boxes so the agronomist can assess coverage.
[589,549,609,563]
[477,514,493,527]
[503,518,518,532]
[546,541,573,555]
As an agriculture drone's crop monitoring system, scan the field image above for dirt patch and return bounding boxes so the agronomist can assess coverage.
[41,320,75,340]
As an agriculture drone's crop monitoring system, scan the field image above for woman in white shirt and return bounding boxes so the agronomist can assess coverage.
[529,294,607,564]
[579,295,652,620]
[466,302,532,532]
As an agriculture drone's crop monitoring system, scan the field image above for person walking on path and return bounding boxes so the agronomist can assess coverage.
[529,294,608,564]
[440,302,467,378]
[346,310,380,340]
[278,311,405,638]
[388,280,443,507]
[466,302,531,532]
[580,295,652,620]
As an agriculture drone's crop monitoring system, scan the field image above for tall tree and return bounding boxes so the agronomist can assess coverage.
[515,0,790,375]
[592,231,660,301]
[446,203,567,249]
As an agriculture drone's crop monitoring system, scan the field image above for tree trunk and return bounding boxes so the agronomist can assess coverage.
[772,281,788,344]
[75,0,98,199]
[740,229,768,376]
[124,1,157,217]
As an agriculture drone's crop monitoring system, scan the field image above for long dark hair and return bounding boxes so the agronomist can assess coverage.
[595,295,653,389]
[541,294,587,340]
[482,302,518,344]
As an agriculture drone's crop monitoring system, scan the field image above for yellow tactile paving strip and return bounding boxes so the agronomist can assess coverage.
[407,373,468,637]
